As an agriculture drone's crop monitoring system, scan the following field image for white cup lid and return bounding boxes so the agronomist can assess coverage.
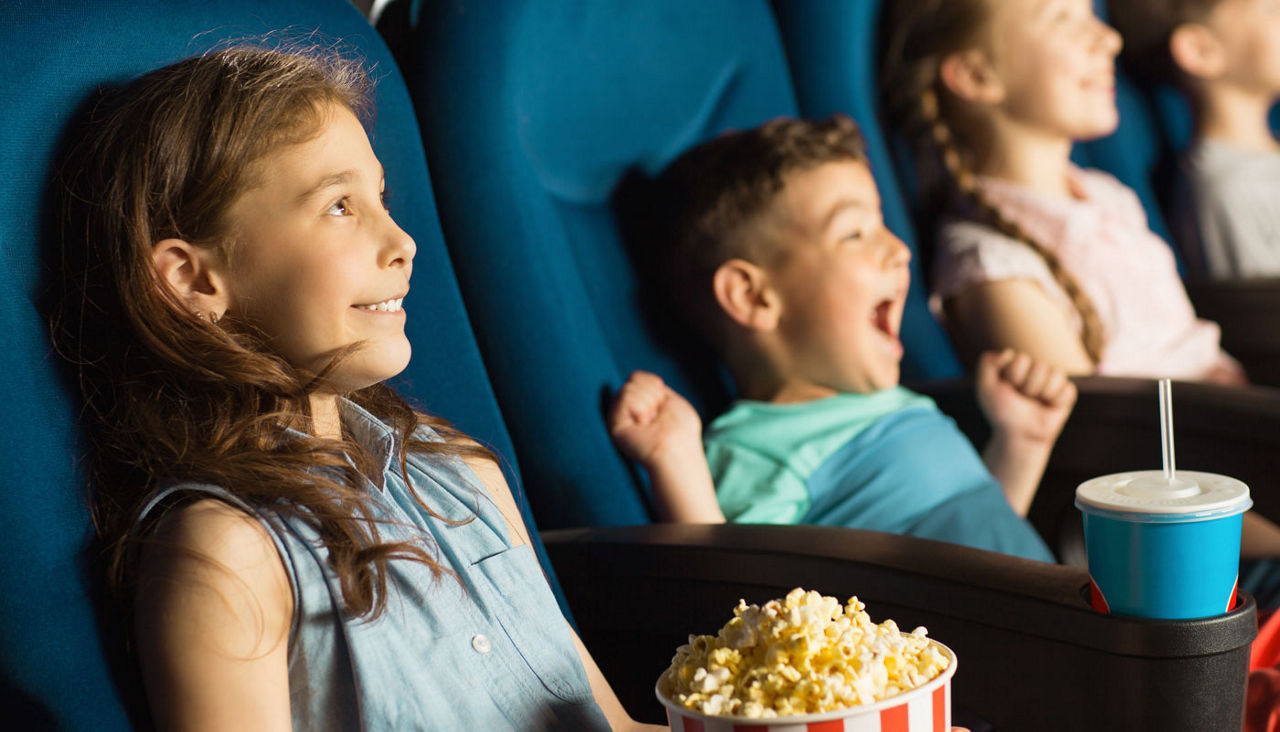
[1075,470,1251,517]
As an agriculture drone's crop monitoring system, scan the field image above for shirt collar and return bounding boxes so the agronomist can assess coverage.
[280,398,399,479]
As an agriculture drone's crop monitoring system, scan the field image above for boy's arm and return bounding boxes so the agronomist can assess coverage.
[977,350,1077,517]
[608,371,725,523]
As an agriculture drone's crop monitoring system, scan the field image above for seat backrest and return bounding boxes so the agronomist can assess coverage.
[2,1,540,727]
[400,0,798,529]
[771,0,964,381]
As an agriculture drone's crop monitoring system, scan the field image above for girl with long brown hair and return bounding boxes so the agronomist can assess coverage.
[879,0,1245,383]
[52,45,658,730]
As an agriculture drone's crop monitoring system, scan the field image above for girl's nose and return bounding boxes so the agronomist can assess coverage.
[381,217,417,269]
[1095,19,1123,56]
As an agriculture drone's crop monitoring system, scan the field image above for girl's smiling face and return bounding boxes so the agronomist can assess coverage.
[986,0,1123,142]
[220,102,416,397]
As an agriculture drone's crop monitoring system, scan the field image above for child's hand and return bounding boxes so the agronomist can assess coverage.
[976,349,1077,446]
[608,371,703,468]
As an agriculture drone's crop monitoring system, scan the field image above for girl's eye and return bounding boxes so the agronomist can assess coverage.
[380,189,392,212]
[844,230,864,243]
[325,198,351,217]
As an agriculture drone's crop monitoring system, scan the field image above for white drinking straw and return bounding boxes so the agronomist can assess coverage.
[1159,378,1176,483]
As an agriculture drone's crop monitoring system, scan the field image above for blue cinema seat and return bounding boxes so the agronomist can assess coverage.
[2,1,544,727]
[400,0,798,530]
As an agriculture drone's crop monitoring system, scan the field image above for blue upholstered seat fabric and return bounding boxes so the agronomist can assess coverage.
[1,1,550,727]
[402,0,799,529]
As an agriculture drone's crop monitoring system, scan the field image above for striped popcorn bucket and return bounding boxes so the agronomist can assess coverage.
[656,642,956,732]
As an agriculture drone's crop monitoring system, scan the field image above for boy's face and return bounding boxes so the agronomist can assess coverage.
[763,160,911,397]
[220,103,417,397]
[1201,0,1280,97]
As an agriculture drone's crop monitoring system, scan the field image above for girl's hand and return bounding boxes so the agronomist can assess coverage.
[977,349,1076,446]
[607,370,703,468]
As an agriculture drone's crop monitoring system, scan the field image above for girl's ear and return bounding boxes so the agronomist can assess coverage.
[939,49,1005,105]
[1169,23,1225,80]
[151,239,229,319]
[713,258,781,332]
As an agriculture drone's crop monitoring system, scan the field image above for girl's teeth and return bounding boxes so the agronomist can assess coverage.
[357,298,403,312]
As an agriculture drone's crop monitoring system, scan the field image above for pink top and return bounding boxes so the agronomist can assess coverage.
[932,167,1237,380]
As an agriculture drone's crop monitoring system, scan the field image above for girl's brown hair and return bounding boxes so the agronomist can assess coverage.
[879,0,1106,364]
[52,46,492,620]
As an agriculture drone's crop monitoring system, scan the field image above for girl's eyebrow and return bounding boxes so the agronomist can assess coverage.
[1032,0,1064,22]
[297,165,386,202]
[298,169,357,203]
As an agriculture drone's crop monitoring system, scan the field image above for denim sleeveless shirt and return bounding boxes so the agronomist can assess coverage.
[137,401,609,731]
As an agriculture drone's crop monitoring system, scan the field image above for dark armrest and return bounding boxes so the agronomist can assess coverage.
[544,524,1254,731]
[916,377,1280,561]
[1186,277,1280,386]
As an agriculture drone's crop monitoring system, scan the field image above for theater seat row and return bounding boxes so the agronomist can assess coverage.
[0,1,1266,729]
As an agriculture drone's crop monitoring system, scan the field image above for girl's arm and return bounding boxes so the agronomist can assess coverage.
[463,453,668,731]
[135,499,293,732]
[1242,511,1280,559]
[607,371,725,523]
[945,280,1095,374]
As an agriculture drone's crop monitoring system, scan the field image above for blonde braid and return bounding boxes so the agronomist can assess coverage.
[919,88,1106,364]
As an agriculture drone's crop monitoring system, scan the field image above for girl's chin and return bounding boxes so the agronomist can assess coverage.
[1075,117,1119,142]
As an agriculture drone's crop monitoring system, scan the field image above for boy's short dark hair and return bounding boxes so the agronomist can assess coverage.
[1108,0,1220,86]
[647,114,867,348]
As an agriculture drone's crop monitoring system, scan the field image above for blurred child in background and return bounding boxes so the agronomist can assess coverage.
[879,0,1246,383]
[1110,0,1280,279]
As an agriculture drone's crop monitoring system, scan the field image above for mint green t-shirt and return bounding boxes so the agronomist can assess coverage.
[703,386,1054,562]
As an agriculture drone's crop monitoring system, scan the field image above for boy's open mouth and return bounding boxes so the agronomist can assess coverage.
[872,298,897,339]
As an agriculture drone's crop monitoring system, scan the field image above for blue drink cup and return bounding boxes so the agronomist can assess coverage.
[1076,470,1251,619]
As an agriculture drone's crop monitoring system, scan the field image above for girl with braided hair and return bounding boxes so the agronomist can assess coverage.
[879,0,1245,383]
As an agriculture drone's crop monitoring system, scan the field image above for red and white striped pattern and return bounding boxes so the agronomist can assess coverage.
[665,681,950,732]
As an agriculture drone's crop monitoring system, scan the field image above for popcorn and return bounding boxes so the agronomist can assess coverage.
[658,588,950,718]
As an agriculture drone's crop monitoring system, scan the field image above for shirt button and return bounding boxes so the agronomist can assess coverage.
[471,634,492,654]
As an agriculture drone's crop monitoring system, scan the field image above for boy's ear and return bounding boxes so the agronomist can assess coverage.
[1169,23,1225,80]
[712,258,781,332]
[151,238,229,318]
[939,49,1004,105]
